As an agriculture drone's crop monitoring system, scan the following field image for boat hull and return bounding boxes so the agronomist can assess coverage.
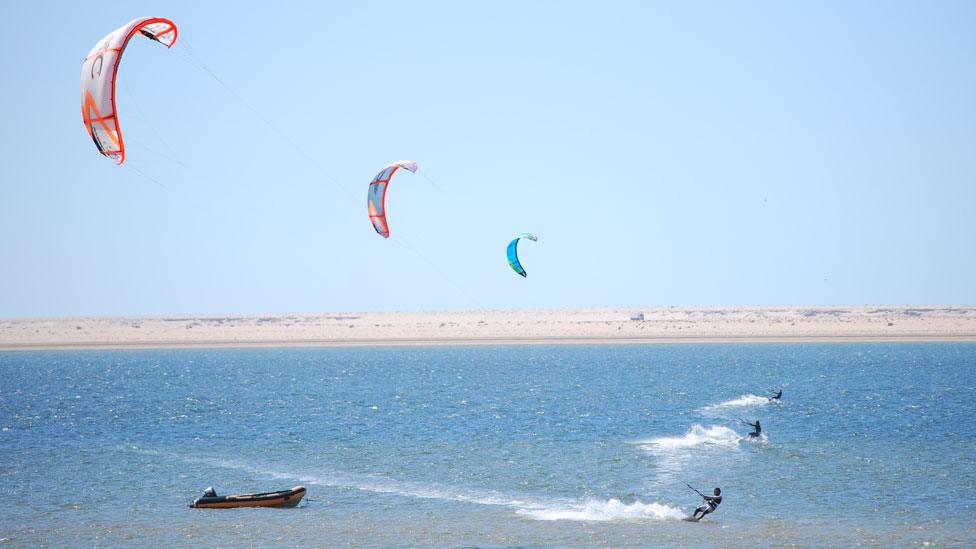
[191,485,306,509]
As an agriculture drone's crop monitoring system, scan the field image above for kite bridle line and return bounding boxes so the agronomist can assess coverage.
[418,169,445,193]
[172,38,402,300]
[173,37,359,208]
[159,36,480,309]
[116,82,191,172]
[123,162,166,189]
[391,232,483,310]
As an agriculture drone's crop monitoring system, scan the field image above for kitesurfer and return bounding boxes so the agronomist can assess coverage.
[741,419,761,438]
[691,487,722,521]
[769,389,782,401]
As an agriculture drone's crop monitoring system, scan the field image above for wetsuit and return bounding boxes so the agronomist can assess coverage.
[693,495,722,520]
[746,420,761,438]
[770,390,782,401]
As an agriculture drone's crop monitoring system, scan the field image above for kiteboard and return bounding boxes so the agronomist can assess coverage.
[683,515,701,522]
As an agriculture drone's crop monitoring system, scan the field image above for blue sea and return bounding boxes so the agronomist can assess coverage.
[1,343,974,547]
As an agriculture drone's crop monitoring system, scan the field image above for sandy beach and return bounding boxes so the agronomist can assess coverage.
[1,306,974,350]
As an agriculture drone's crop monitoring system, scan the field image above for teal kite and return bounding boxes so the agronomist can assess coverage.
[506,233,537,278]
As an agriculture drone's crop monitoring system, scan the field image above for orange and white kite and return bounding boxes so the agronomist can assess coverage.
[80,17,178,164]
[367,160,418,238]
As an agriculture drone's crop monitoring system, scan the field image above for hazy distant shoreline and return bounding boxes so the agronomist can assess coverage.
[1,306,974,351]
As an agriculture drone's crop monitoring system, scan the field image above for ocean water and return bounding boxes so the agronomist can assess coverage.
[1,343,974,547]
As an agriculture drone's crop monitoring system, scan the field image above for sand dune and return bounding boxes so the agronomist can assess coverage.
[1,306,974,350]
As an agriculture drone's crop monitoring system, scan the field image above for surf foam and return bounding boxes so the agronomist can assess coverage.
[517,497,685,522]
[638,424,743,450]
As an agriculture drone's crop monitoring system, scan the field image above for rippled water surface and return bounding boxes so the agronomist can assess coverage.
[1,343,974,546]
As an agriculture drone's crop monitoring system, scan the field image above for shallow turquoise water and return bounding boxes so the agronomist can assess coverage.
[1,343,974,546]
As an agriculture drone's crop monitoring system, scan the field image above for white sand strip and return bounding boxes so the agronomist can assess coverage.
[1,306,974,350]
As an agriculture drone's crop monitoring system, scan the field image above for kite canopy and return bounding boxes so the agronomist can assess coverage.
[80,17,178,164]
[367,160,418,238]
[507,233,537,278]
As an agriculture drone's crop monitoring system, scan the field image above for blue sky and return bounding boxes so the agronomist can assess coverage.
[1,1,974,317]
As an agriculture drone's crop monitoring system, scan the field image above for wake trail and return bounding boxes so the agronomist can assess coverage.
[518,498,686,522]
[633,424,752,486]
[635,424,743,451]
[140,449,685,523]
[698,394,771,415]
